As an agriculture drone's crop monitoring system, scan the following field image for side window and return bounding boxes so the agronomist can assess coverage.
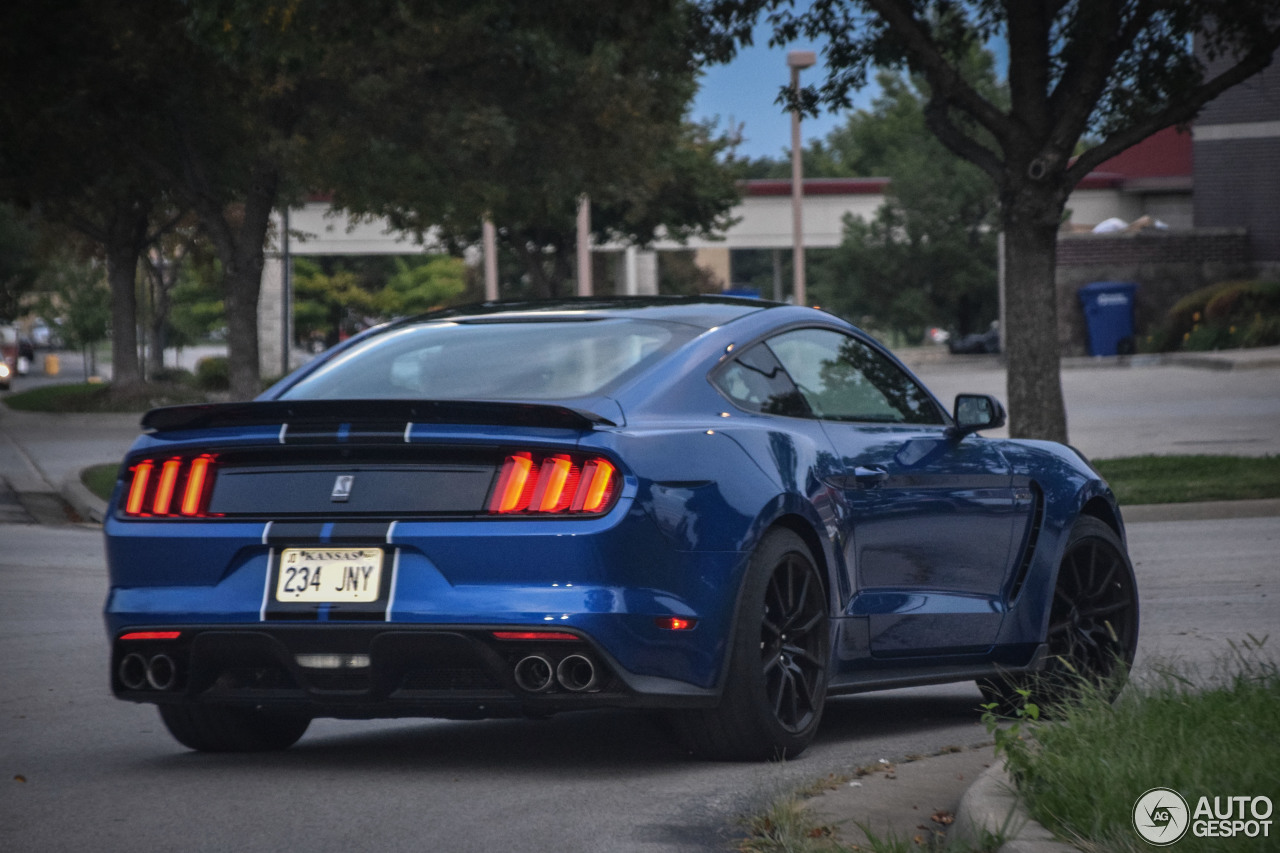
[766,328,944,425]
[712,343,810,417]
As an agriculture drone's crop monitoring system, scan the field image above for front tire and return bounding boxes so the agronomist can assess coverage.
[673,528,830,760]
[980,515,1139,712]
[158,704,311,752]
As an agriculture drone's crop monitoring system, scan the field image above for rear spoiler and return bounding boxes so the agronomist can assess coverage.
[141,399,618,433]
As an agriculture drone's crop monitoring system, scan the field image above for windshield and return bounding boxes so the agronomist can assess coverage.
[279,318,698,401]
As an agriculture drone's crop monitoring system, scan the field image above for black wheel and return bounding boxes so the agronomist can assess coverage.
[980,516,1139,713]
[672,528,830,760]
[158,704,311,752]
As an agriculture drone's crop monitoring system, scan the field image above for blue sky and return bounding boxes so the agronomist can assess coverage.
[690,21,868,162]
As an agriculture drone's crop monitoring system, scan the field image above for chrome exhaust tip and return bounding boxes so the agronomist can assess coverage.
[119,653,149,691]
[146,654,178,691]
[513,655,555,693]
[556,654,598,693]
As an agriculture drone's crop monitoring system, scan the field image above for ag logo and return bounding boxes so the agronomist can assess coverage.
[1134,787,1190,846]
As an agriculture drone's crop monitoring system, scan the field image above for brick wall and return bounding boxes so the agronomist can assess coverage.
[1195,138,1280,261]
[1054,229,1254,355]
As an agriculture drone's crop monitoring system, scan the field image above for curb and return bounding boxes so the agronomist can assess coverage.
[949,761,1076,853]
[61,470,108,524]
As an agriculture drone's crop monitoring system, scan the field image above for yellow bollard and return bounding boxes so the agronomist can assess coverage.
[44,353,59,376]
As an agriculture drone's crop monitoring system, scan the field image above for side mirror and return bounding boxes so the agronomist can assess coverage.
[949,393,1006,438]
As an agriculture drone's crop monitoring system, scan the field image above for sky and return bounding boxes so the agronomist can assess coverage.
[690,21,872,162]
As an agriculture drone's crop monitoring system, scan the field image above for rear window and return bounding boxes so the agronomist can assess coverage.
[279,318,697,401]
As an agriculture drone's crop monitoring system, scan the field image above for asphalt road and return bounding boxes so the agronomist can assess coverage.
[2,516,1276,853]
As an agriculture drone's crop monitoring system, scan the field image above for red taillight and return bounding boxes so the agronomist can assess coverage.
[122,455,218,518]
[487,452,619,516]
[655,617,697,631]
[119,631,182,641]
[492,631,579,641]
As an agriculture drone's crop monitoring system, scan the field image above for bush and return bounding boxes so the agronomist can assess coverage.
[149,366,194,385]
[1146,279,1280,352]
[195,356,230,391]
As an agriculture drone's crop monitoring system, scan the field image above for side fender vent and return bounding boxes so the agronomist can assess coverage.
[1008,482,1045,603]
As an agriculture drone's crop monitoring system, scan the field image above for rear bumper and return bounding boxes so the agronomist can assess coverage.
[110,624,717,719]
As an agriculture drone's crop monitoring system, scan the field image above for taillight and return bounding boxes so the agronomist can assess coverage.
[121,455,218,518]
[488,453,618,515]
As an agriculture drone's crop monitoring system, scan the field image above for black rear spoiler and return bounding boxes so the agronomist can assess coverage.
[141,399,617,433]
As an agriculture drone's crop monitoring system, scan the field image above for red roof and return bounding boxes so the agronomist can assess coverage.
[1093,126,1193,180]
[742,178,890,196]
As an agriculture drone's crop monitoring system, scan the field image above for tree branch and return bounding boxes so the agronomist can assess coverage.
[1067,30,1280,183]
[861,0,1016,143]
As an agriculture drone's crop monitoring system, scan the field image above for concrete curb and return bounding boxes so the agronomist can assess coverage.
[61,469,108,524]
[948,761,1076,853]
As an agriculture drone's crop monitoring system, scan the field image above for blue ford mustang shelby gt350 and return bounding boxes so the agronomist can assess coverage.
[105,297,1138,759]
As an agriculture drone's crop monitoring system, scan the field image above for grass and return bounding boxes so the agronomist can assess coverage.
[1092,455,1280,505]
[2,381,209,413]
[997,639,1280,853]
[82,463,120,502]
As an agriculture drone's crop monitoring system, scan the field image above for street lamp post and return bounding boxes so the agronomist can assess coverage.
[788,50,815,307]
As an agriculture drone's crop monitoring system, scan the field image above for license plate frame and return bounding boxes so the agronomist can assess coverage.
[274,546,385,604]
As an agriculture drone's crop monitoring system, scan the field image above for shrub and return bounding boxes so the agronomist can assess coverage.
[194,356,230,391]
[149,366,194,385]
[1147,279,1280,352]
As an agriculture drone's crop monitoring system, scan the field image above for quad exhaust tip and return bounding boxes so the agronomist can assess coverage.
[513,655,555,693]
[119,653,178,691]
[556,654,598,693]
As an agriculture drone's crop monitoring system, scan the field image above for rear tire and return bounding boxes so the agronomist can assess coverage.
[672,528,829,760]
[158,704,311,752]
[979,515,1139,714]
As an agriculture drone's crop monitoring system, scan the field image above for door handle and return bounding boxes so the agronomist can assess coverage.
[852,466,889,488]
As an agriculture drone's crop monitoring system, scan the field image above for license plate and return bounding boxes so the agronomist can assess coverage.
[275,547,383,603]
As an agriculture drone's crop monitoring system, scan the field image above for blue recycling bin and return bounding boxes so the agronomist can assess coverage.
[1078,281,1138,356]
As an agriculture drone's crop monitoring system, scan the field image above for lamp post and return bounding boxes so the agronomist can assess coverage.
[787,50,815,307]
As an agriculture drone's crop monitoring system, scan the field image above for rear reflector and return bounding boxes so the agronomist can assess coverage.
[492,631,579,641]
[488,452,618,515]
[121,455,218,518]
[119,631,182,641]
[655,617,697,631]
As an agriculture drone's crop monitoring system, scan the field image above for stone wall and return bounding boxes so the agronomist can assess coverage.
[1054,228,1255,355]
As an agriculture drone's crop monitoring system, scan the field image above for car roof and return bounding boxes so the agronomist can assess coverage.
[401,296,779,331]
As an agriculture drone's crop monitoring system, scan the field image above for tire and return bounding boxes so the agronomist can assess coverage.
[979,515,1139,713]
[158,703,311,752]
[672,528,830,760]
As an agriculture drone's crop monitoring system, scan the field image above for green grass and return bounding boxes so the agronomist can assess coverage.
[1093,455,1280,505]
[3,381,209,413]
[82,463,120,502]
[1005,640,1280,852]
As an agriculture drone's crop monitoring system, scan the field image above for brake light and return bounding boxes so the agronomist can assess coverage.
[119,631,182,641]
[488,452,619,515]
[122,455,218,517]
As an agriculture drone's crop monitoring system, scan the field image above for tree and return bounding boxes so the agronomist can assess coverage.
[812,65,1002,340]
[35,253,111,380]
[328,3,742,297]
[0,0,185,392]
[0,202,39,322]
[380,257,468,317]
[701,0,1280,441]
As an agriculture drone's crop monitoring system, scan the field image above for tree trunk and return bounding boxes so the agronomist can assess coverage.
[196,163,279,401]
[104,205,147,392]
[1001,185,1069,444]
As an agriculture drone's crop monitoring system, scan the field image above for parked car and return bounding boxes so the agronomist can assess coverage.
[104,297,1138,758]
[0,325,19,390]
[948,321,1001,355]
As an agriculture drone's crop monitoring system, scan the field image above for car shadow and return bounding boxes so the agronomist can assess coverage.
[138,683,988,775]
